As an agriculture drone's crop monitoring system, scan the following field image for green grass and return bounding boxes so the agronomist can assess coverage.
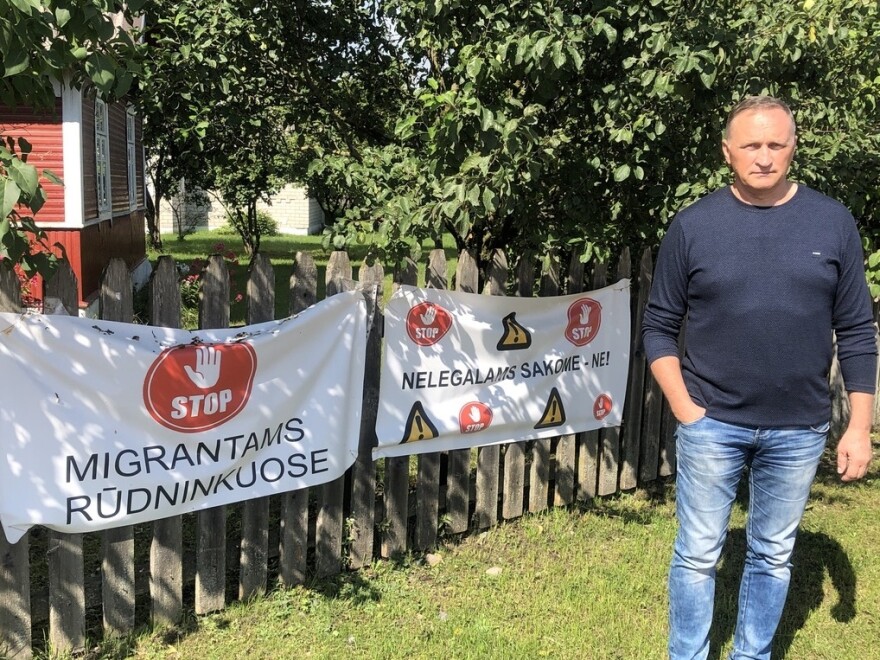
[75,442,879,660]
[147,230,460,326]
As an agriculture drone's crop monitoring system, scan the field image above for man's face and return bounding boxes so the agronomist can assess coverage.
[721,107,796,204]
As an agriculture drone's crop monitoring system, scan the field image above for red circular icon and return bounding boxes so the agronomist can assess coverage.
[406,302,453,346]
[459,401,493,434]
[593,393,613,421]
[143,343,257,433]
[564,297,602,346]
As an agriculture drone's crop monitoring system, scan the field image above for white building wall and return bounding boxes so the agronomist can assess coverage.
[157,184,324,235]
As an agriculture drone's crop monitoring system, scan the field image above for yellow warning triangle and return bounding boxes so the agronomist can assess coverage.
[401,401,440,443]
[496,312,532,351]
[534,387,566,429]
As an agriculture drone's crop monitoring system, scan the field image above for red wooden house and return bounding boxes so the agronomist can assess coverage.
[1,83,148,314]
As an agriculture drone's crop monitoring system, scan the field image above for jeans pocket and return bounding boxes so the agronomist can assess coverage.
[679,415,707,429]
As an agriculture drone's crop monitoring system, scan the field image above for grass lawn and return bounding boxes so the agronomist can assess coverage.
[146,230,461,325]
[82,441,879,660]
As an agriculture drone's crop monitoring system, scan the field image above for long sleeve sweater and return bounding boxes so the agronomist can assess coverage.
[642,185,877,428]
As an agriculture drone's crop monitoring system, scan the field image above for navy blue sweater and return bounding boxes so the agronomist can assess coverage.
[642,185,877,428]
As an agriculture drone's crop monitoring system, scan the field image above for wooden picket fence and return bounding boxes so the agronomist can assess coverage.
[0,246,675,657]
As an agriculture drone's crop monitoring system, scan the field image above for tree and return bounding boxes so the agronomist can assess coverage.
[138,0,408,256]
[319,0,879,277]
[0,0,142,277]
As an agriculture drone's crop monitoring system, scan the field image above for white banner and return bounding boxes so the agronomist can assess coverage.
[374,282,631,459]
[0,291,367,543]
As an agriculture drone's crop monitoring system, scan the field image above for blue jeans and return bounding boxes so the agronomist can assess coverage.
[668,416,828,660]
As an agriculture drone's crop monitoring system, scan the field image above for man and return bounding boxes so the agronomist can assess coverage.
[642,95,877,660]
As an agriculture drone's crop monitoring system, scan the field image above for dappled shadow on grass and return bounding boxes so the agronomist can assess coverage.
[575,477,676,525]
[708,529,856,660]
[305,568,383,608]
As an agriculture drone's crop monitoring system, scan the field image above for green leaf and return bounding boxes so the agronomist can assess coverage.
[2,47,29,77]
[42,169,63,186]
[675,183,690,197]
[0,176,22,218]
[613,164,630,182]
[466,58,482,79]
[55,7,71,27]
[85,53,116,94]
[8,158,39,196]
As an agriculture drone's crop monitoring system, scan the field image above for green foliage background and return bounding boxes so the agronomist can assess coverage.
[3,0,879,293]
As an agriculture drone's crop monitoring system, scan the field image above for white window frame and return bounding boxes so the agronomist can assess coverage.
[95,98,112,218]
[126,107,137,209]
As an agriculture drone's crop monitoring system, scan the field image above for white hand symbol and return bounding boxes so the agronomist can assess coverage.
[579,304,591,325]
[184,346,221,389]
[420,305,437,325]
[468,406,481,423]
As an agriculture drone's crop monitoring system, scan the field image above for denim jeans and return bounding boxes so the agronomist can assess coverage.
[668,415,828,660]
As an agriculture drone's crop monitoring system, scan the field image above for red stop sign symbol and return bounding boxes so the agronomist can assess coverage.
[406,302,453,346]
[593,393,613,421]
[143,343,257,433]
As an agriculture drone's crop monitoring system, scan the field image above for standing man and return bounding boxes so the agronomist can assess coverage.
[642,95,877,660]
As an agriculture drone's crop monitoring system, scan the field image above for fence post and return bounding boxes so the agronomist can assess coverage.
[315,251,352,578]
[640,248,664,484]
[578,262,607,499]
[0,267,31,660]
[196,254,230,614]
[99,259,136,636]
[414,250,447,549]
[503,254,534,519]
[597,250,631,496]
[44,262,86,654]
[620,248,651,490]
[474,249,507,529]
[239,253,275,600]
[349,261,383,569]
[554,253,584,506]
[448,251,479,533]
[147,257,184,627]
[279,252,317,586]
[529,258,560,513]
[382,259,417,557]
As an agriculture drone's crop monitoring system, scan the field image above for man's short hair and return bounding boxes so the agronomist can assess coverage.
[725,95,796,137]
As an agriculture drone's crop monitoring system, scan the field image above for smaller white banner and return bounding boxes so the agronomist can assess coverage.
[0,291,367,543]
[374,281,631,459]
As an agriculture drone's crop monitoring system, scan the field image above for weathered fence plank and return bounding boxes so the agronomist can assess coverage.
[640,247,664,484]
[196,255,230,614]
[554,253,584,506]
[43,262,86,655]
[529,258,559,513]
[474,250,507,529]
[578,262,607,499]
[44,261,78,316]
[147,257,184,626]
[350,261,382,568]
[239,253,274,600]
[448,252,479,532]
[382,259,417,557]
[597,251,630,496]
[315,252,351,578]
[415,249,447,550]
[502,255,534,519]
[619,249,652,490]
[99,259,136,636]
[0,268,31,660]
[279,252,317,586]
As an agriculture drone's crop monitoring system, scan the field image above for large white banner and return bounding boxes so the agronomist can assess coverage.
[374,282,631,459]
[0,291,367,543]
